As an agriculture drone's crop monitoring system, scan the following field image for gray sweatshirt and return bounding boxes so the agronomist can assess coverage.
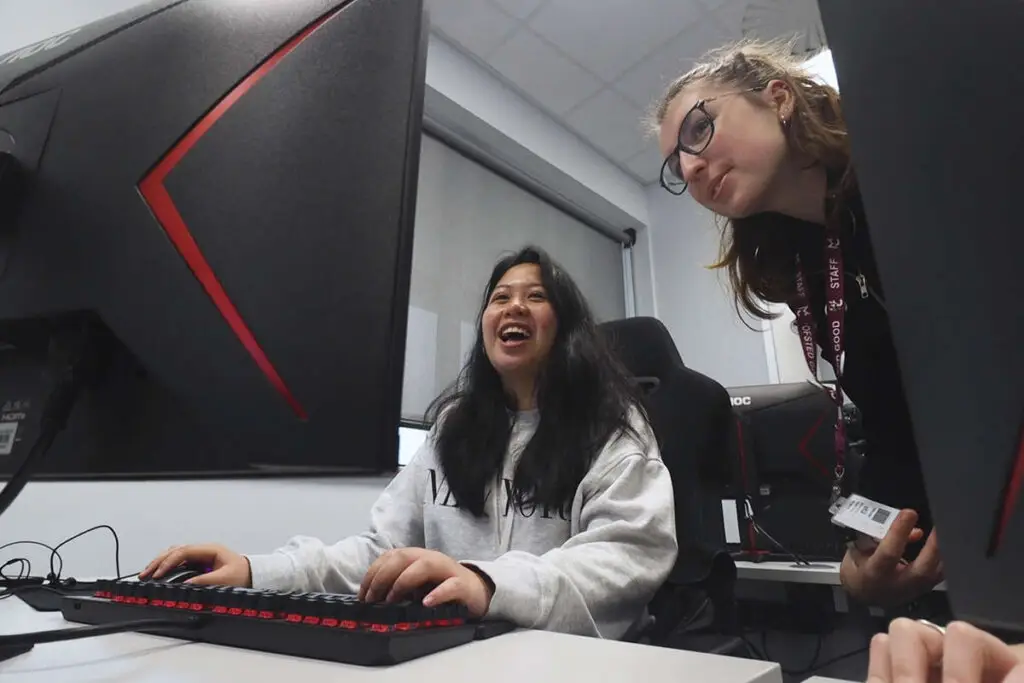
[246,409,678,639]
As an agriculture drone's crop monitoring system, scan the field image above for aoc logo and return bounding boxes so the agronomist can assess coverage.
[0,28,81,67]
[730,396,752,407]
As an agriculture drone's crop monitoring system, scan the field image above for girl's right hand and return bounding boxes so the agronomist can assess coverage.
[840,509,943,607]
[139,543,252,587]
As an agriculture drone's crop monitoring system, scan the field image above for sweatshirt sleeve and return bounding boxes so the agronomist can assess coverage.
[245,448,428,594]
[464,439,677,639]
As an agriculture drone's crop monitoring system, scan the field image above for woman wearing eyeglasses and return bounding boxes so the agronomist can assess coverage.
[650,39,943,610]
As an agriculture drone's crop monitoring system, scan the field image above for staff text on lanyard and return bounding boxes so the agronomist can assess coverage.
[792,220,847,505]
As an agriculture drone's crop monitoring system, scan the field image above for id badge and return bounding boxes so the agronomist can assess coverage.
[829,494,900,541]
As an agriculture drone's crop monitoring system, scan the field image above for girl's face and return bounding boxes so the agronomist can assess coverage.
[659,80,792,219]
[481,263,558,384]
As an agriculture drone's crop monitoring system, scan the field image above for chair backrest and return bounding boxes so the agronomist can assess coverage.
[599,317,734,575]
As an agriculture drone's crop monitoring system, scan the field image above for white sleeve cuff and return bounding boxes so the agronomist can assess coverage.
[245,552,296,591]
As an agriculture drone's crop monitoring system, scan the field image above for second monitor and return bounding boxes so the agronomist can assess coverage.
[728,382,858,561]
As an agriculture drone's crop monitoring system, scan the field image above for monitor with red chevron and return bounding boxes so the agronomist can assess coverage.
[0,0,426,480]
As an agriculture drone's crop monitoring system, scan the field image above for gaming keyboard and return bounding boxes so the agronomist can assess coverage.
[60,579,514,665]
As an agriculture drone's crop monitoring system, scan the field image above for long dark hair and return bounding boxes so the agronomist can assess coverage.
[425,246,646,517]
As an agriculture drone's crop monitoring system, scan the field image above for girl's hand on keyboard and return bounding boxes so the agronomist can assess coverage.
[359,548,493,618]
[140,543,252,587]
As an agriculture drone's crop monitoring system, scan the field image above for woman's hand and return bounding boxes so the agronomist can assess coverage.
[139,543,252,587]
[840,509,943,607]
[358,548,493,618]
[868,618,1024,683]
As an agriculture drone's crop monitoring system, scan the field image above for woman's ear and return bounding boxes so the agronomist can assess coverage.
[764,79,793,119]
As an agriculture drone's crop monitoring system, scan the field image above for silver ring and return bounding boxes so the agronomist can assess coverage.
[917,619,946,635]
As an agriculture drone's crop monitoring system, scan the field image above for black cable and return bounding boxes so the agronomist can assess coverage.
[678,597,711,633]
[49,524,121,580]
[1,559,30,581]
[0,525,122,605]
[0,318,98,520]
[0,407,70,519]
[761,629,824,676]
[740,497,812,566]
[0,615,210,647]
[0,558,31,598]
[745,628,870,677]
[750,517,811,566]
[795,645,870,677]
[656,596,712,641]
[0,540,64,600]
[741,635,766,660]
[0,540,64,577]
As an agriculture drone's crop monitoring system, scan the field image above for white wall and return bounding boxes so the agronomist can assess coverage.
[0,0,145,48]
[644,185,771,387]
[3,478,390,578]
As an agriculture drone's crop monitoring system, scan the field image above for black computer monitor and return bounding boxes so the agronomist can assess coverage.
[819,0,1024,634]
[727,382,852,560]
[729,382,839,485]
[0,0,427,499]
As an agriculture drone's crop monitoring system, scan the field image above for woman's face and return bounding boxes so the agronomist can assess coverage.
[658,80,791,219]
[481,263,558,384]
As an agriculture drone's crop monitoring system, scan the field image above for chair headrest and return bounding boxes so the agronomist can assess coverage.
[599,317,684,378]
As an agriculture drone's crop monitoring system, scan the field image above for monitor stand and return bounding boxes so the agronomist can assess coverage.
[0,643,34,663]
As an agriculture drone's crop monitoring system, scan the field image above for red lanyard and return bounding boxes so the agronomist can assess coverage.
[792,222,847,502]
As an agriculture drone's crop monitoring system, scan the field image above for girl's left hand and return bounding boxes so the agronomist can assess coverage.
[358,548,493,618]
[868,618,1024,683]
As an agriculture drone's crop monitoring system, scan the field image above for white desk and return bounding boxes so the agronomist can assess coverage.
[803,678,857,683]
[736,561,843,586]
[736,561,947,592]
[0,598,782,683]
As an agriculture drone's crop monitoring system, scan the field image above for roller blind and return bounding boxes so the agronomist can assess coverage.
[402,135,626,420]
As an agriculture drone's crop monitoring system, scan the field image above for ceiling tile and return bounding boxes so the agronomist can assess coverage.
[623,146,666,185]
[489,0,546,21]
[740,0,827,53]
[527,0,708,82]
[488,28,604,116]
[696,0,735,13]
[425,0,520,59]
[565,89,648,162]
[712,0,748,36]
[612,16,737,109]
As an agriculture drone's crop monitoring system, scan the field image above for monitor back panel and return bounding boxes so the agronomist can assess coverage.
[819,0,1024,633]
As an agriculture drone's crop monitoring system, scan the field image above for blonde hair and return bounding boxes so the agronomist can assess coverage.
[651,38,855,321]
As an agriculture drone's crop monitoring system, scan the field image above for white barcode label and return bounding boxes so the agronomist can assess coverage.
[830,494,900,541]
[0,422,18,456]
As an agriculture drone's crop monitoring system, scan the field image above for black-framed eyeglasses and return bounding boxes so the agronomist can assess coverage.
[659,87,762,196]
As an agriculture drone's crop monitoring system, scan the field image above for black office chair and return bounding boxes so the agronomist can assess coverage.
[599,317,744,654]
